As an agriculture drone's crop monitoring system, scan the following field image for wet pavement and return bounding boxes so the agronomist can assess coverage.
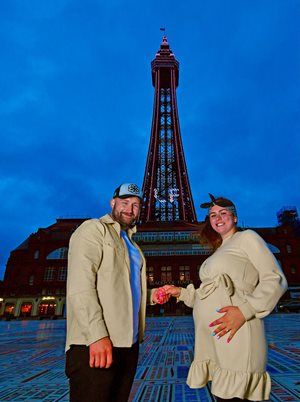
[0,314,299,401]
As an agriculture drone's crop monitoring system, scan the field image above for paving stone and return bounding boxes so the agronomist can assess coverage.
[0,314,299,401]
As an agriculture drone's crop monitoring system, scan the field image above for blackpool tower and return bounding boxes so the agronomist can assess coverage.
[140,36,197,223]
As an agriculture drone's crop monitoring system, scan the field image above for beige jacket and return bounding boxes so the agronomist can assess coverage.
[65,214,149,351]
[178,230,288,399]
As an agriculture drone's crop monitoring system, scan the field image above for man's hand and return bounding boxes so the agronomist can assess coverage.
[89,337,113,368]
[208,306,246,343]
[152,287,171,304]
[162,285,181,298]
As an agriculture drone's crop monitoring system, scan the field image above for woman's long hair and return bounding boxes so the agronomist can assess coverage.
[200,196,238,250]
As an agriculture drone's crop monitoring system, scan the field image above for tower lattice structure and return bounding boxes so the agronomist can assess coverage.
[140,36,197,223]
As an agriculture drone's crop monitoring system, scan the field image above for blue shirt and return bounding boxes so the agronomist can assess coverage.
[121,230,142,343]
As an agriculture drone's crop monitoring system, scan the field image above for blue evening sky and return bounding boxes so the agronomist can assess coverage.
[1,0,300,279]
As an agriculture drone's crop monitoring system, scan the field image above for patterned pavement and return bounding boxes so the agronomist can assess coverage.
[0,314,299,401]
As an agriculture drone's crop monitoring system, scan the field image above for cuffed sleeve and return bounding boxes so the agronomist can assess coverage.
[179,284,197,308]
[148,288,157,305]
[238,300,257,321]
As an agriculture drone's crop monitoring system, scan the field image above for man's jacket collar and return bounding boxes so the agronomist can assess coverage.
[100,214,137,237]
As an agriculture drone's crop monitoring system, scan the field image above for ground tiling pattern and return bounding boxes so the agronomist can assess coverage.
[0,314,299,401]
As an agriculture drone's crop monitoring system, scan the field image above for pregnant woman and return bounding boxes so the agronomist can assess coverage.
[164,194,287,401]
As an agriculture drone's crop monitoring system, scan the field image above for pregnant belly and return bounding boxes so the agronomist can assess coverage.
[193,287,232,329]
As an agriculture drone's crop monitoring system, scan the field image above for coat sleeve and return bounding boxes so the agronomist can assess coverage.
[178,283,197,308]
[67,220,109,345]
[147,289,156,305]
[238,230,288,320]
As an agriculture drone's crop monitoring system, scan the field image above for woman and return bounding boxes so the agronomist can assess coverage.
[164,194,287,401]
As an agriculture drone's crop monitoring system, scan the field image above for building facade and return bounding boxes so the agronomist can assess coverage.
[1,218,299,319]
[0,219,84,319]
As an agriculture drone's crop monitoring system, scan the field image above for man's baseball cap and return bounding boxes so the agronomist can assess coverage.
[113,183,143,200]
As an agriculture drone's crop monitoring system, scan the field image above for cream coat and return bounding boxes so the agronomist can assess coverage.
[65,214,150,351]
[179,230,288,401]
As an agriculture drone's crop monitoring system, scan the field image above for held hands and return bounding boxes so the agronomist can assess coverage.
[162,285,181,298]
[89,336,113,368]
[209,306,246,343]
[152,287,171,304]
[152,285,181,304]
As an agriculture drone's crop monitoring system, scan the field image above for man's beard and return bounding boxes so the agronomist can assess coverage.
[112,211,136,229]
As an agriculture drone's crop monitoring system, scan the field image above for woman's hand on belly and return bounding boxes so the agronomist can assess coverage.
[208,306,246,343]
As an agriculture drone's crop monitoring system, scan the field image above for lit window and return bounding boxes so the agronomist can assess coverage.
[21,302,32,316]
[146,266,154,283]
[4,303,15,314]
[39,302,56,316]
[179,265,190,281]
[161,266,172,282]
[286,244,292,253]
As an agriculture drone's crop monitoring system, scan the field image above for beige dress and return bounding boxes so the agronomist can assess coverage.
[179,230,287,401]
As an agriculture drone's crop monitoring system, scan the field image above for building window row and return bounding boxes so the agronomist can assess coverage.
[134,231,198,242]
[144,249,211,256]
[146,265,191,283]
[4,301,58,317]
[41,288,65,295]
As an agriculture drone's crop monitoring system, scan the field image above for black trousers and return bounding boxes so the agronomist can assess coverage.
[65,342,139,402]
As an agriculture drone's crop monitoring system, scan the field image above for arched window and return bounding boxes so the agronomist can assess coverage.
[267,243,280,254]
[46,247,68,260]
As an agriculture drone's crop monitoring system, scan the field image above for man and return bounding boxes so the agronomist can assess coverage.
[65,183,167,402]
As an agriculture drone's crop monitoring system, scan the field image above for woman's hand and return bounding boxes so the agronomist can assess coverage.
[208,306,246,343]
[162,285,181,298]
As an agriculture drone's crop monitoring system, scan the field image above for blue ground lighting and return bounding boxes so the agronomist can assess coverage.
[0,315,299,401]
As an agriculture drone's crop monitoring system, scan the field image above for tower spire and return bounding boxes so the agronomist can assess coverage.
[140,37,197,223]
